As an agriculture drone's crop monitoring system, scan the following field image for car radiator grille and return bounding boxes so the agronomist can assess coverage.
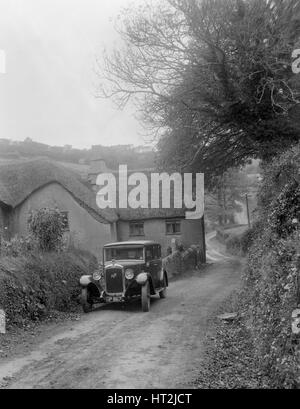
[105,268,124,294]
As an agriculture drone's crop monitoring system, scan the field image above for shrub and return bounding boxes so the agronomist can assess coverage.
[226,235,242,255]
[0,235,38,257]
[242,142,300,388]
[222,224,259,256]
[28,208,65,251]
[238,222,261,255]
[239,228,254,255]
[0,249,97,327]
[163,246,200,277]
[245,229,299,388]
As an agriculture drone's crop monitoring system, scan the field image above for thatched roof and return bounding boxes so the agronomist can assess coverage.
[0,159,118,223]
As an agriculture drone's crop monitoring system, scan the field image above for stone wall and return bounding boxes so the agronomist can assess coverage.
[162,244,204,278]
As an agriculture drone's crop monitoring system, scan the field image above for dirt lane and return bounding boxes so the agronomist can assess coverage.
[206,231,232,262]
[0,255,242,389]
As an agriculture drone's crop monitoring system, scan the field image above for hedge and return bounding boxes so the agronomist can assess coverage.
[0,249,97,327]
[242,143,300,388]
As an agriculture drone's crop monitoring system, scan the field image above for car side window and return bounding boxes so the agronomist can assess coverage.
[146,246,153,261]
[152,246,156,260]
[153,245,160,260]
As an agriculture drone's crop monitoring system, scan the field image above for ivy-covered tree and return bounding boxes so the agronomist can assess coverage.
[98,0,300,179]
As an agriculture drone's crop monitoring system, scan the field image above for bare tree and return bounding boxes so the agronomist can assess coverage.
[97,0,300,177]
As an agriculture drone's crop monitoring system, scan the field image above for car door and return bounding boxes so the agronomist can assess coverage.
[155,245,163,286]
[156,245,163,284]
[149,245,162,288]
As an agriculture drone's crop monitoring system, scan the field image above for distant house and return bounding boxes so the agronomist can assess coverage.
[0,160,118,256]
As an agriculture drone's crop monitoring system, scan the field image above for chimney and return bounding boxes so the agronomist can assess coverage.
[88,158,108,189]
[89,157,107,174]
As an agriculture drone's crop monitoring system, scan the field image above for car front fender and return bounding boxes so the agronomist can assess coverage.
[136,273,156,295]
[136,272,148,286]
[79,275,92,287]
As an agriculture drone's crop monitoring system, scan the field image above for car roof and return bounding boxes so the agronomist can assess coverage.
[104,240,160,248]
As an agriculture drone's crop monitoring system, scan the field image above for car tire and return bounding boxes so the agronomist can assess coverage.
[141,281,150,312]
[159,274,167,299]
[81,288,93,313]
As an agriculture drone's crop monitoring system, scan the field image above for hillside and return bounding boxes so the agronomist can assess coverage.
[0,138,156,171]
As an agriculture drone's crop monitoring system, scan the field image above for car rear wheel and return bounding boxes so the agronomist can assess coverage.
[159,274,167,299]
[141,281,150,312]
[81,288,93,313]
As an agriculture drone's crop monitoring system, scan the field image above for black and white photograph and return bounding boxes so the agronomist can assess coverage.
[0,0,299,393]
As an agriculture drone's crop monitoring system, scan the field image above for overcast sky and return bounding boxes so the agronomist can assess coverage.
[0,0,147,149]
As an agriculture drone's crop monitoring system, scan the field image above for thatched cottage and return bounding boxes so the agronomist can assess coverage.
[0,160,118,255]
[0,159,205,259]
[89,159,206,258]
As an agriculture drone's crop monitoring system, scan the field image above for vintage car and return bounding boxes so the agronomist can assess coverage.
[79,240,168,313]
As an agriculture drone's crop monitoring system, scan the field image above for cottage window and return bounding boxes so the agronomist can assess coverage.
[61,211,69,231]
[129,222,144,236]
[166,220,181,235]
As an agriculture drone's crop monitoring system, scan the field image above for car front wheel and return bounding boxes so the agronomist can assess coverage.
[141,281,150,312]
[81,288,93,313]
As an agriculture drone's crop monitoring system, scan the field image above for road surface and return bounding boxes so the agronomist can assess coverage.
[0,236,242,389]
[206,231,232,262]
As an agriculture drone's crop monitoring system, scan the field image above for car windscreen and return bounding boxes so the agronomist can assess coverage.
[105,247,144,261]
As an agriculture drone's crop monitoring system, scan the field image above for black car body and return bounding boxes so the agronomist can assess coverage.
[79,241,168,312]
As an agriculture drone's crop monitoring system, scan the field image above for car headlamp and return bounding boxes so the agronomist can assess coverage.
[125,268,134,280]
[93,271,102,281]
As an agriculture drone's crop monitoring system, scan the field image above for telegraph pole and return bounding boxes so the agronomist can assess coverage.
[201,215,206,264]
